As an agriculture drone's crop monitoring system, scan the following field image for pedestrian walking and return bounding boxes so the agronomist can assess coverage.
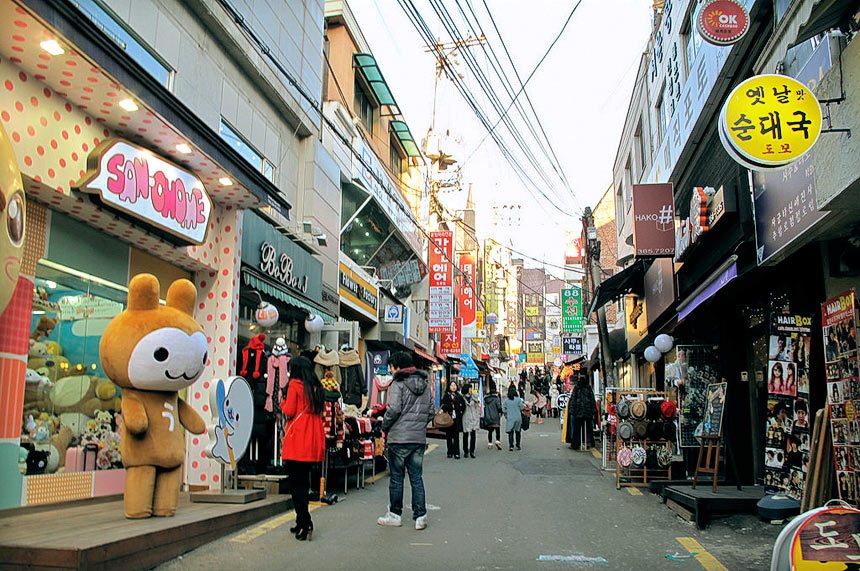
[461,382,481,458]
[280,356,325,541]
[549,384,560,418]
[535,390,547,425]
[483,381,503,450]
[569,374,597,450]
[378,352,435,530]
[503,384,524,451]
[440,380,466,459]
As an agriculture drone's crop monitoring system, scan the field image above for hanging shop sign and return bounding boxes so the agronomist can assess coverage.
[77,139,212,245]
[459,353,479,378]
[457,253,477,338]
[631,183,675,257]
[440,317,462,355]
[524,306,539,317]
[384,304,404,323]
[562,335,583,357]
[675,186,732,262]
[820,290,860,504]
[677,261,737,321]
[561,287,583,333]
[626,295,648,352]
[339,253,379,322]
[526,330,542,341]
[243,211,323,302]
[429,231,454,333]
[644,257,675,327]
[720,75,823,170]
[696,0,750,46]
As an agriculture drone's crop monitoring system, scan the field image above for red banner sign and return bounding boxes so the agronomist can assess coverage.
[429,231,454,332]
[457,253,476,335]
[440,317,462,355]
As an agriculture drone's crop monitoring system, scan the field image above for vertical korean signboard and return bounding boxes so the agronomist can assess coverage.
[440,318,462,356]
[821,290,860,504]
[429,231,454,332]
[562,287,583,334]
[457,253,477,338]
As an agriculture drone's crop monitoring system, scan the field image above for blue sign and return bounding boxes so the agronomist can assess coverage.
[678,262,737,321]
[459,353,479,378]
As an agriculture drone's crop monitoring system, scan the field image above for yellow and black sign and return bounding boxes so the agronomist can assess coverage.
[339,259,379,322]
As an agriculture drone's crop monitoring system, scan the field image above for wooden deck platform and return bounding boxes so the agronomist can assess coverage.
[0,493,290,570]
[661,484,764,529]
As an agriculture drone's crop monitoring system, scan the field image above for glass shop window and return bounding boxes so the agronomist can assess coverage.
[21,261,126,475]
[219,119,276,182]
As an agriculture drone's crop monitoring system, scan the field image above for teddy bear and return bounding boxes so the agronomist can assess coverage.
[31,315,58,341]
[100,274,207,519]
[28,340,70,382]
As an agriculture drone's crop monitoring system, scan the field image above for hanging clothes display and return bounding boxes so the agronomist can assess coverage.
[266,338,291,413]
[238,334,272,474]
[367,350,392,407]
[314,348,342,389]
[339,347,365,407]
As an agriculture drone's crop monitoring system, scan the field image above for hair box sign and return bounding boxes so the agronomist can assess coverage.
[77,139,212,245]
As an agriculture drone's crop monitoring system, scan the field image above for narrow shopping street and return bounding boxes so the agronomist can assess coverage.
[159,421,776,571]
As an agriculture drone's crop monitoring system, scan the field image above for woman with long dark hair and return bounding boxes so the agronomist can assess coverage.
[280,356,325,541]
[441,381,466,459]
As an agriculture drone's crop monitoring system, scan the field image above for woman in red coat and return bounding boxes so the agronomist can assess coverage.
[280,356,325,540]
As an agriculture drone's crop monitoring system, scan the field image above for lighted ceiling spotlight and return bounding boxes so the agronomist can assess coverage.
[45,280,57,289]
[118,98,139,112]
[175,143,192,154]
[218,176,233,186]
[39,39,65,56]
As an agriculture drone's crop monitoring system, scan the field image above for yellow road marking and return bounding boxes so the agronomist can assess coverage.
[626,487,643,496]
[425,443,439,455]
[591,448,602,460]
[366,470,389,484]
[230,505,319,544]
[676,537,728,571]
[410,543,433,546]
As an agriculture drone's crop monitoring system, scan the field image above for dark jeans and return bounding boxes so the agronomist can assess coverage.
[507,430,522,448]
[286,460,314,527]
[387,443,427,519]
[446,428,460,456]
[462,430,476,454]
[572,416,595,449]
[486,426,500,442]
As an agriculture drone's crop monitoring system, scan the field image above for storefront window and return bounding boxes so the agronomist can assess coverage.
[219,119,275,182]
[340,199,394,266]
[22,261,127,475]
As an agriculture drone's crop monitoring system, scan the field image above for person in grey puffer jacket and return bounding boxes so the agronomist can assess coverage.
[378,352,435,530]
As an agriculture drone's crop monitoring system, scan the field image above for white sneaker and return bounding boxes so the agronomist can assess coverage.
[377,512,402,527]
[487,443,493,449]
[415,515,427,530]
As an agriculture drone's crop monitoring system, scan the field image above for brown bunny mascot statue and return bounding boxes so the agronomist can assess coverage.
[100,274,208,518]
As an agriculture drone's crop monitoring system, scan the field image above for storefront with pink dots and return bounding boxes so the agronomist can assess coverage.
[0,1,281,508]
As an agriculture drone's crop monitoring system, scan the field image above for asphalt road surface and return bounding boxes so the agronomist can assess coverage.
[160,420,779,570]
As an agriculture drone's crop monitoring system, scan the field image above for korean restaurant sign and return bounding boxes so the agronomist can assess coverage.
[457,253,477,338]
[631,183,675,257]
[428,231,454,333]
[697,0,750,46]
[77,139,211,244]
[561,287,583,334]
[720,75,822,170]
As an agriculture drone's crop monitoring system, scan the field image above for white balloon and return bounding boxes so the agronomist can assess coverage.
[255,302,279,328]
[644,346,662,363]
[305,314,324,333]
[654,334,674,354]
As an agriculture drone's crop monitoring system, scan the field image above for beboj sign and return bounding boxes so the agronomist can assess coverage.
[631,183,675,258]
[76,139,212,245]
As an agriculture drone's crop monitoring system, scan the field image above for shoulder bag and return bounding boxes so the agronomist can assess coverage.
[434,409,454,429]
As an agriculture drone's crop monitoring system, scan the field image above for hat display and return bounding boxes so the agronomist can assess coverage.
[646,421,664,440]
[631,400,647,420]
[633,420,648,439]
[661,400,678,420]
[646,400,663,421]
[616,400,631,419]
[617,420,634,441]
[617,447,632,467]
[657,445,673,467]
[663,421,677,441]
[631,446,647,467]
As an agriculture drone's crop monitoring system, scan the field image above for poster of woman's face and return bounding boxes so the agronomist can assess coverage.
[768,398,794,428]
[769,361,796,396]
[833,419,850,445]
[839,355,859,380]
[832,404,846,419]
[765,447,784,468]
[793,398,810,430]
[797,366,810,395]
[769,335,793,361]
[850,421,860,445]
[838,470,856,500]
[836,446,854,471]
[830,380,847,404]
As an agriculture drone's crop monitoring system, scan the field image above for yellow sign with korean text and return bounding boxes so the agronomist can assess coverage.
[721,74,822,167]
[524,306,539,317]
[476,310,484,331]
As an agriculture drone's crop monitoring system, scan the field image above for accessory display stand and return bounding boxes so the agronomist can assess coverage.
[614,390,676,490]
[602,387,657,471]
[692,436,721,493]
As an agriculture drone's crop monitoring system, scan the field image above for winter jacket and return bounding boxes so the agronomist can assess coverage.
[338,349,366,406]
[570,378,597,419]
[462,394,482,432]
[550,386,560,408]
[441,391,467,432]
[483,393,502,428]
[381,368,434,444]
[503,396,524,432]
[280,379,325,462]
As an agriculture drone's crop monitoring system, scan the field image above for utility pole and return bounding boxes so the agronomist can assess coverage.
[583,207,614,387]
[424,35,486,131]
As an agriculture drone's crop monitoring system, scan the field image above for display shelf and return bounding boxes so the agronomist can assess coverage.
[614,390,676,490]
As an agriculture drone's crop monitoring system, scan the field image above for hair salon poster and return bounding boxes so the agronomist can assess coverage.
[821,290,860,503]
[765,314,813,499]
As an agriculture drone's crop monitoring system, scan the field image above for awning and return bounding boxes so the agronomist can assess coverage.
[353,53,400,115]
[794,0,859,46]
[588,259,650,314]
[242,270,335,323]
[677,256,738,322]
[414,346,439,365]
[390,121,421,157]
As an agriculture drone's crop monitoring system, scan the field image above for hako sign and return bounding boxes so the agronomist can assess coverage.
[77,139,212,244]
[631,183,675,257]
[697,0,750,46]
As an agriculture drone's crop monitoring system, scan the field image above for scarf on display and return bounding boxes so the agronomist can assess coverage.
[338,349,360,367]
[323,401,345,446]
[371,375,394,406]
[322,370,341,402]
[265,353,291,413]
[240,334,266,379]
[314,348,340,368]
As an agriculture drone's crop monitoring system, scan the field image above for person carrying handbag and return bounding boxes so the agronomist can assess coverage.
[461,382,482,458]
[483,380,503,450]
[502,384,525,451]
[440,381,466,458]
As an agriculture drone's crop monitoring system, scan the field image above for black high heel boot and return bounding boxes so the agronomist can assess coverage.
[295,522,314,541]
[290,524,300,534]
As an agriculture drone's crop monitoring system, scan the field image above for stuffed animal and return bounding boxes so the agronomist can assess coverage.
[28,340,71,382]
[29,340,48,359]
[100,274,207,518]
[31,315,58,341]
[24,368,52,405]
[48,375,121,416]
[46,425,73,472]
[0,122,25,315]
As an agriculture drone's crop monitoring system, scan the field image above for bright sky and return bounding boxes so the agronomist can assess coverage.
[350,0,654,269]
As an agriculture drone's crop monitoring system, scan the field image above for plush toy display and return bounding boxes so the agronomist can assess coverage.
[0,121,25,315]
[100,274,207,519]
[31,315,58,341]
